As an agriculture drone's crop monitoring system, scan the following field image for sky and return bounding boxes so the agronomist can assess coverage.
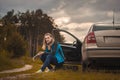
[0,0,120,41]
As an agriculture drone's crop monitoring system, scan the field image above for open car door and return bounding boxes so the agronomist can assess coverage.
[52,29,82,64]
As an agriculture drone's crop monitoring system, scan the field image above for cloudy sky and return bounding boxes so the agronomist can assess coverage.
[0,0,120,41]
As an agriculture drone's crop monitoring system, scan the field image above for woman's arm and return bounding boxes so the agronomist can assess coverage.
[32,51,44,61]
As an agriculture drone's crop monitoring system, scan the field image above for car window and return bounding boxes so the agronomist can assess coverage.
[93,26,120,31]
[59,31,76,44]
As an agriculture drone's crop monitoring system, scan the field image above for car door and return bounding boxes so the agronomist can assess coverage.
[52,29,82,64]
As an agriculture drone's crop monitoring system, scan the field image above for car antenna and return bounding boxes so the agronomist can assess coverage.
[112,9,115,27]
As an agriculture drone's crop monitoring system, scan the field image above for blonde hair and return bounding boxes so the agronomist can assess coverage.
[42,33,55,50]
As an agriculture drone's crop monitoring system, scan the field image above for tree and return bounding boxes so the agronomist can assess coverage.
[2,9,17,25]
[1,9,64,57]
[1,10,27,58]
[18,9,56,57]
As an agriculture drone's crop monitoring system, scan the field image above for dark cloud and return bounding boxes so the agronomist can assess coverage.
[0,0,61,16]
[57,0,120,23]
[0,0,120,23]
[89,0,120,11]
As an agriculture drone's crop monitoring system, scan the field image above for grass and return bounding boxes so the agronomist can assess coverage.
[29,70,120,80]
[0,57,120,80]
[0,56,25,71]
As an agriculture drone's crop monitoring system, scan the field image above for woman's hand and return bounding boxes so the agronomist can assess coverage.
[32,51,44,61]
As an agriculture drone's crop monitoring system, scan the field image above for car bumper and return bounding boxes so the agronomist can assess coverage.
[86,47,120,58]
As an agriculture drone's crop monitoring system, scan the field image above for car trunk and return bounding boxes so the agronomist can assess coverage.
[94,30,120,47]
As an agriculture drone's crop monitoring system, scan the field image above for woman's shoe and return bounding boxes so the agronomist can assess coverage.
[45,69,54,72]
[35,69,43,73]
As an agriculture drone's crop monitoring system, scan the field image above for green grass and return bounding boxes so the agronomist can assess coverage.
[0,57,120,80]
[19,69,120,80]
[0,56,25,71]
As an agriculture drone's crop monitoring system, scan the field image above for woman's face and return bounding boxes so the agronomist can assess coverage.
[45,35,53,45]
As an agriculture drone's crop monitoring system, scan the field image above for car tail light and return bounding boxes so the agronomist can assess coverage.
[86,32,96,44]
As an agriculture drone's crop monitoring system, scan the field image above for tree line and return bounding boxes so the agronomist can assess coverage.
[0,9,63,58]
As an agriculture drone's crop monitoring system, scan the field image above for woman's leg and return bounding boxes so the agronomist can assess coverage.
[41,54,58,71]
[40,53,48,62]
[40,53,53,70]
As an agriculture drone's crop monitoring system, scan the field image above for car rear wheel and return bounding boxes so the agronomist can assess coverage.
[82,61,88,72]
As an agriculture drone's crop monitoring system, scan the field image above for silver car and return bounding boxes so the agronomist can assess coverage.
[82,23,120,71]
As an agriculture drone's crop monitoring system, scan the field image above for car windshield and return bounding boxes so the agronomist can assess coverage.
[93,26,120,31]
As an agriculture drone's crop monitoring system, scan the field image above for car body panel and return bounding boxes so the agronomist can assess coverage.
[95,30,120,47]
[87,47,120,58]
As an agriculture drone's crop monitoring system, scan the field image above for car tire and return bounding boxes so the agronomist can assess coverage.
[82,61,88,72]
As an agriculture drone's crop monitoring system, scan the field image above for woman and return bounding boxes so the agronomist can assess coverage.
[33,33,64,73]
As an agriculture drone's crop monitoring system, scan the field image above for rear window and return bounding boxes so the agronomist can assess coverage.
[93,26,120,31]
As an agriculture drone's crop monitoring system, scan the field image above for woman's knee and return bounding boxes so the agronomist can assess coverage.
[46,54,53,59]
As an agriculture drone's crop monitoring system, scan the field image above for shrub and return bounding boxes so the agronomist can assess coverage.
[0,49,12,71]
[6,32,27,58]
